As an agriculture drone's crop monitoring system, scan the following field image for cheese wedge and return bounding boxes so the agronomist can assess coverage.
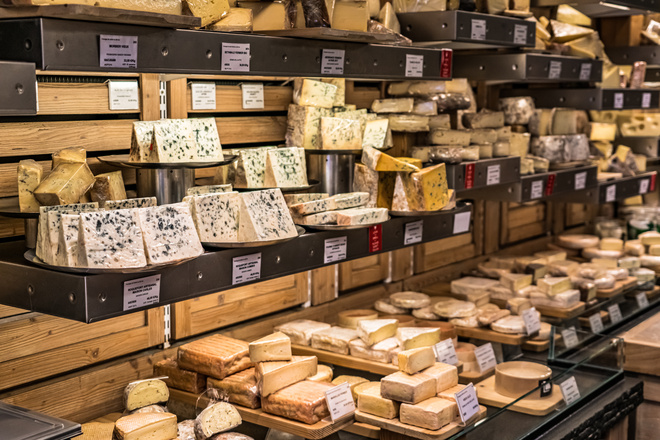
[537,277,571,296]
[400,397,457,430]
[255,355,317,397]
[398,347,436,374]
[249,332,292,362]
[357,382,400,419]
[357,319,399,345]
[396,327,441,350]
[362,147,420,172]
[332,375,369,402]
[17,159,43,213]
[123,379,169,412]
[308,364,334,382]
[380,371,436,404]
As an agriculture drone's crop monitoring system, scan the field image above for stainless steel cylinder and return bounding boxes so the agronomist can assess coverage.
[24,218,37,249]
[136,168,195,205]
[307,153,356,196]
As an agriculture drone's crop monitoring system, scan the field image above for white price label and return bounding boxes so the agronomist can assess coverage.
[191,82,216,110]
[241,83,264,109]
[513,24,527,45]
[589,313,604,333]
[405,54,424,77]
[549,61,562,79]
[605,184,617,202]
[560,376,581,405]
[522,307,541,336]
[531,180,544,200]
[325,382,356,421]
[636,292,650,308]
[404,220,423,245]
[99,35,137,69]
[642,92,652,109]
[614,92,624,109]
[453,211,471,234]
[607,304,623,324]
[321,49,345,75]
[486,164,501,186]
[434,339,458,365]
[474,343,497,373]
[579,63,592,81]
[123,274,160,311]
[232,253,261,285]
[455,384,480,423]
[108,80,139,110]
[324,237,347,263]
[221,42,250,72]
[471,19,487,40]
[640,178,650,194]
[561,327,579,349]
[575,172,587,190]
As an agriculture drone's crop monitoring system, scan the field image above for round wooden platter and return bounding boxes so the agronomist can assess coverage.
[475,375,564,416]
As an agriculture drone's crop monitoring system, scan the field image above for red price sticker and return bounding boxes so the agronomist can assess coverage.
[652,174,657,192]
[369,224,382,253]
[465,163,475,189]
[545,173,556,196]
[440,49,452,78]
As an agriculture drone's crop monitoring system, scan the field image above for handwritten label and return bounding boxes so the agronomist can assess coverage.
[191,82,216,110]
[513,24,527,45]
[241,83,264,109]
[325,382,356,421]
[453,211,471,234]
[474,343,497,373]
[560,376,581,405]
[549,61,562,79]
[636,292,650,308]
[575,171,587,190]
[455,384,480,423]
[589,313,604,333]
[434,339,458,365]
[531,180,544,200]
[522,307,541,337]
[614,92,624,109]
[108,80,139,110]
[562,327,579,349]
[605,184,617,202]
[324,237,347,263]
[642,92,652,109]
[405,54,424,77]
[123,274,160,311]
[369,224,382,253]
[100,35,137,68]
[221,43,250,72]
[232,253,261,285]
[640,178,650,195]
[321,49,345,75]
[579,63,592,81]
[471,19,486,40]
[404,220,423,245]
[487,164,501,185]
[608,304,623,324]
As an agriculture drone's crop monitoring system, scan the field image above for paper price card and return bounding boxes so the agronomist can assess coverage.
[232,253,261,285]
[471,19,486,40]
[191,82,216,110]
[108,80,139,110]
[324,237,347,263]
[325,382,355,421]
[560,376,580,405]
[640,178,650,194]
[608,304,623,324]
[636,292,650,308]
[453,211,471,234]
[434,339,458,365]
[222,43,250,72]
[522,307,541,337]
[486,164,501,185]
[531,180,544,200]
[579,63,592,81]
[124,274,160,311]
[549,61,562,79]
[455,384,480,423]
[605,185,616,202]
[642,92,652,109]
[100,35,137,69]
[575,172,587,190]
[404,220,423,245]
[614,92,624,109]
[322,49,345,75]
[474,343,497,373]
[405,54,424,77]
[561,327,579,349]
[513,24,527,45]
[589,313,604,333]
[242,83,264,109]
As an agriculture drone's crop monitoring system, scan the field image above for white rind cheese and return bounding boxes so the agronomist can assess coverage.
[336,207,388,225]
[311,326,359,354]
[194,402,242,439]
[186,184,233,196]
[249,332,292,362]
[275,320,331,345]
[255,356,317,397]
[113,412,177,440]
[358,319,399,345]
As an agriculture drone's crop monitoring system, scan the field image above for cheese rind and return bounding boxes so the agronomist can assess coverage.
[154,358,207,394]
[335,207,388,225]
[177,334,252,380]
[17,159,43,212]
[238,189,298,241]
[308,364,334,382]
[429,129,471,146]
[123,379,170,412]
[388,114,430,132]
[89,171,127,204]
[500,273,533,291]
[311,326,359,355]
[400,397,457,430]
[249,332,292,362]
[194,402,241,439]
[261,380,332,424]
[371,98,414,113]
[349,337,399,363]
[396,327,441,350]
[537,277,571,296]
[113,412,177,440]
[293,79,337,108]
[398,347,436,374]
[422,362,458,393]
[380,371,436,404]
[207,368,260,409]
[357,382,400,419]
[390,291,431,309]
[358,319,399,345]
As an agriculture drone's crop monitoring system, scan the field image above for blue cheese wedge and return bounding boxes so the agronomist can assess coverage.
[130,121,155,162]
[320,117,362,150]
[187,192,240,243]
[138,203,204,264]
[362,119,389,150]
[290,192,369,215]
[293,79,337,108]
[190,118,223,161]
[238,189,298,241]
[56,214,80,267]
[78,208,147,269]
[286,104,333,150]
[293,210,339,226]
[36,202,99,265]
[322,78,345,107]
[353,164,378,208]
[17,159,43,213]
[234,148,269,188]
[103,197,157,210]
[336,207,388,226]
[264,147,308,187]
[284,193,329,206]
[151,119,197,163]
[186,184,233,196]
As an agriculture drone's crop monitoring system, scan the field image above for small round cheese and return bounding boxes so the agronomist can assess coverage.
[337,309,379,329]
[412,306,439,320]
[374,299,407,315]
[433,299,477,318]
[389,291,431,309]
[557,234,599,250]
[582,247,624,260]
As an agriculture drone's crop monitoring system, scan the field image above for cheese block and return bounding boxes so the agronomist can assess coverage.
[78,209,147,268]
[394,163,449,212]
[362,118,389,150]
[428,129,471,146]
[293,210,338,226]
[154,358,206,394]
[194,402,241,439]
[207,368,260,409]
[358,319,399,345]
[293,79,337,109]
[529,155,549,173]
[308,364,334,382]
[551,20,594,43]
[238,189,298,241]
[361,148,419,173]
[531,134,590,164]
[264,147,307,187]
[178,420,196,440]
[357,382,400,419]
[427,115,451,130]
[186,185,232,196]
[625,240,645,256]
[534,250,567,262]
[113,412,177,440]
[34,162,95,206]
[537,276,571,296]
[455,342,476,362]
[510,132,530,158]
[520,157,534,175]
[640,231,660,246]
[649,244,660,256]
[286,104,332,150]
[396,327,441,350]
[618,256,640,270]
[557,4,591,26]
[529,289,579,309]
[138,203,203,264]
[548,260,579,277]
[438,384,466,402]
[183,0,230,26]
[421,363,458,393]
[400,397,457,430]
[130,121,154,162]
[349,337,399,363]
[557,234,599,250]
[283,193,329,206]
[249,332,292,362]
[178,334,252,380]
[506,298,531,315]
[238,1,288,30]
[433,299,477,318]
[462,111,505,129]
[641,255,660,268]
[51,147,86,168]
[411,100,438,116]
[398,347,436,374]
[103,197,157,210]
[582,247,624,260]
[377,2,400,32]
[187,192,240,243]
[207,7,253,31]
[390,291,431,309]
[36,202,99,265]
[191,118,223,161]
[451,277,499,295]
[551,109,589,136]
[500,273,532,291]
[56,214,81,267]
[469,128,498,144]
[450,315,479,328]
[338,309,379,329]
[290,192,369,215]
[600,238,623,251]
[17,160,43,213]
[87,171,126,204]
[77,421,115,439]
[589,123,617,141]
[372,98,414,113]
[261,380,332,424]
[332,375,368,402]
[150,119,197,162]
[336,207,388,225]
[387,114,430,132]
[633,267,656,283]
[352,163,378,208]
[493,141,510,157]
[380,371,436,404]
[124,379,170,411]
[477,305,511,326]
[311,326,359,354]
[256,355,318,397]
[234,148,268,188]
[320,117,362,150]
[333,0,369,31]
[275,320,331,345]
[498,97,535,125]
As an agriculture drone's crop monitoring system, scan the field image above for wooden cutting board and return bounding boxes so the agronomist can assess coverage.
[619,310,660,376]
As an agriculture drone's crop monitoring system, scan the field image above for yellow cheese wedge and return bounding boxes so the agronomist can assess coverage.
[17,159,43,213]
[362,147,420,172]
[186,0,230,26]
[398,347,436,374]
[34,162,95,206]
[357,382,400,419]
[207,7,253,31]
[52,147,86,168]
[249,332,292,362]
[557,4,592,27]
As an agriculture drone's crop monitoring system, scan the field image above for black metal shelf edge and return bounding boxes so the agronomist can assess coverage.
[446,157,521,196]
[551,172,657,204]
[607,46,660,65]
[0,61,37,116]
[501,88,660,110]
[532,0,660,15]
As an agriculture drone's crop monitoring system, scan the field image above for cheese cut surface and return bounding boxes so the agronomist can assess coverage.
[357,319,399,345]
[286,104,333,150]
[438,384,466,402]
[130,121,154,162]
[36,202,99,265]
[396,327,441,350]
[190,118,223,161]
[357,382,400,419]
[238,189,298,241]
[17,159,43,213]
[57,214,81,267]
[284,193,329,206]
[261,380,332,424]
[249,332,292,362]
[353,163,378,208]
[428,129,471,146]
[363,118,389,150]
[400,397,457,430]
[537,276,571,296]
[338,309,379,329]
[387,114,430,132]
[185,0,230,26]
[151,119,197,162]
[398,347,436,374]
[34,162,95,206]
[293,79,337,108]
[362,147,419,172]
[333,375,368,401]
[207,368,260,409]
[311,326,359,354]
[177,334,252,380]
[52,147,86,168]
[264,147,308,187]
[124,379,170,412]
[234,148,268,188]
[89,171,127,204]
[320,117,362,150]
[349,337,399,363]
[194,402,241,439]
[138,203,203,264]
[275,319,331,345]
[208,7,253,31]
[380,371,436,404]
[422,362,458,393]
[293,210,338,226]
[154,358,207,394]
[308,364,334,382]
[500,273,533,291]
[187,192,239,243]
[394,163,449,212]
[113,412,177,440]
[335,207,388,226]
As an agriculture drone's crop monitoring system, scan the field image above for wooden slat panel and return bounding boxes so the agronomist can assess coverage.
[345,82,381,110]
[0,305,28,319]
[37,83,139,115]
[0,217,24,239]
[637,402,660,440]
[311,266,337,306]
[187,85,292,113]
[391,248,413,282]
[168,78,188,119]
[507,222,546,243]
[507,203,545,229]
[414,233,477,274]
[339,254,388,291]
[216,116,287,145]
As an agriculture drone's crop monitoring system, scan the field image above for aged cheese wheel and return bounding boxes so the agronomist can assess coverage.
[557,234,600,250]
[582,247,624,260]
[432,299,477,318]
[374,299,407,315]
[389,291,431,309]
[337,309,379,329]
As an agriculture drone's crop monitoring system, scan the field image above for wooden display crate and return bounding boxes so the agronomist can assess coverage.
[500,202,551,246]
[340,254,389,292]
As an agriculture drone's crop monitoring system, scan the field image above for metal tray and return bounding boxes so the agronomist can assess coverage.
[203,226,306,249]
[302,217,390,231]
[97,154,238,169]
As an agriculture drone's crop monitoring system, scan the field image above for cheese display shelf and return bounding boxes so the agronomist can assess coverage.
[531,0,659,16]
[260,28,404,44]
[553,171,657,204]
[302,217,390,231]
[501,87,660,110]
[233,180,321,194]
[0,60,37,116]
[453,327,551,350]
[0,18,452,80]
[453,53,603,82]
[607,45,660,65]
[96,154,238,169]
[203,226,306,249]
[443,157,521,198]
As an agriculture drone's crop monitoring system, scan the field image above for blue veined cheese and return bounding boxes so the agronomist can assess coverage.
[17,159,43,213]
[103,197,158,210]
[151,119,196,163]
[353,163,378,208]
[130,121,155,162]
[188,192,240,243]
[238,189,298,241]
[336,207,388,225]
[57,214,80,267]
[320,117,362,150]
[235,148,268,188]
[284,193,329,206]
[321,78,345,107]
[333,109,368,129]
[293,79,338,108]
[290,197,334,215]
[362,147,420,172]
[330,192,371,209]
[36,202,99,265]
[388,114,430,132]
[396,164,449,212]
[296,146,307,179]
[78,209,147,269]
[371,98,414,114]
[264,147,309,187]
[286,104,333,150]
[293,210,339,226]
[362,119,389,150]
[137,203,204,264]
[186,184,233,196]
[190,118,223,161]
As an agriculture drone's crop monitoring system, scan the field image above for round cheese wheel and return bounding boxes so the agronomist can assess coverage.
[374,299,407,315]
[641,255,660,268]
[337,309,379,329]
[582,247,624,260]
[389,291,431,309]
[412,306,439,320]
[433,299,477,318]
[450,315,479,328]
[557,234,600,250]
[456,342,477,362]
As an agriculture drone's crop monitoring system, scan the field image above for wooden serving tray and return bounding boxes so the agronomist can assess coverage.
[626,285,660,301]
[596,277,638,299]
[354,406,487,440]
[458,367,494,385]
[475,376,564,416]
[534,301,585,319]
[455,326,526,345]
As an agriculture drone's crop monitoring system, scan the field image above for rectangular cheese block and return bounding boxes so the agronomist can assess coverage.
[336,207,388,225]
[177,334,252,380]
[321,78,345,107]
[380,371,436,404]
[362,118,389,150]
[357,382,400,419]
[358,319,399,345]
[372,98,414,113]
[349,337,399,363]
[186,184,232,196]
[400,397,457,430]
[52,147,86,168]
[34,162,95,206]
[451,277,499,295]
[264,147,308,187]
[640,232,660,246]
[293,79,337,108]
[412,100,438,116]
[238,189,298,241]
[429,114,451,129]
[551,109,589,135]
[320,117,362,150]
[537,276,571,296]
[89,171,127,204]
[154,358,206,394]
[207,368,260,408]
[284,193,329,206]
[237,1,289,30]
[113,412,177,440]
[286,104,333,150]
[438,384,466,401]
[150,119,197,162]
[395,163,449,212]
[388,114,430,132]
[207,7,253,31]
[17,159,43,213]
[102,197,157,210]
[493,141,510,157]
[256,356,318,397]
[421,363,458,393]
[500,273,533,291]
[130,121,154,162]
[185,0,230,26]
[590,123,617,141]
[531,134,590,164]
[261,380,332,424]
[398,347,436,374]
[249,332,292,362]
[462,111,505,128]
[396,327,441,350]
[138,203,203,264]
[311,326,359,354]
[275,319,331,345]
[470,128,498,144]
[529,289,580,309]
[600,238,623,251]
[428,129,471,146]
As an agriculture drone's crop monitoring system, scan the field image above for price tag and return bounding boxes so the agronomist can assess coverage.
[605,184,617,202]
[99,35,137,69]
[640,178,650,194]
[464,163,475,189]
[614,92,624,109]
[545,173,556,197]
[561,327,579,349]
[455,384,480,423]
[241,83,264,109]
[191,82,216,110]
[404,220,423,245]
[579,63,592,81]
[440,49,452,79]
[123,274,160,311]
[575,171,587,190]
[434,339,459,365]
[642,92,652,109]
[607,304,623,324]
[325,382,356,421]
[652,174,657,192]
[108,80,139,110]
[560,376,581,405]
[636,292,650,308]
[324,237,347,263]
[530,180,544,200]
[221,42,250,72]
[453,211,471,234]
[369,224,382,253]
[549,61,562,79]
[321,49,345,75]
[522,307,541,337]
[474,343,497,373]
[486,164,501,186]
[471,19,487,40]
[405,54,424,77]
[589,313,604,333]
[232,253,261,285]
[513,24,527,45]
